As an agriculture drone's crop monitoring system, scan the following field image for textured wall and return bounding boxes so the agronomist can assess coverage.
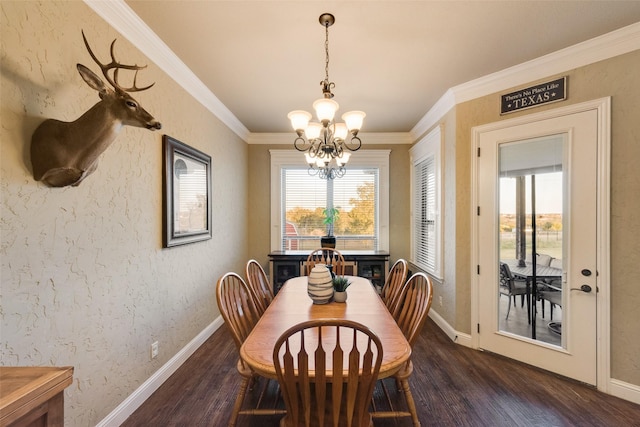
[1,1,248,425]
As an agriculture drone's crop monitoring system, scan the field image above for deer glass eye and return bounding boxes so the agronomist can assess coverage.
[125,100,138,108]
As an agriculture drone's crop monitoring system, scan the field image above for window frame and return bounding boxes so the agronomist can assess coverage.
[410,126,443,279]
[270,149,390,252]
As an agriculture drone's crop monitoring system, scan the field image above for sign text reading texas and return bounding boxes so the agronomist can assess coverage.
[500,77,567,114]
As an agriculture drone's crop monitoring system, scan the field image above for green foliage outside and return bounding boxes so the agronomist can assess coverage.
[286,182,375,237]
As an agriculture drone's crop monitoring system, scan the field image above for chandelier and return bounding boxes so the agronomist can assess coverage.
[287,13,365,180]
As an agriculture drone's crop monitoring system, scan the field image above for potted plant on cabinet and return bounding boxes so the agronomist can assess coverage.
[321,207,339,248]
[332,276,352,303]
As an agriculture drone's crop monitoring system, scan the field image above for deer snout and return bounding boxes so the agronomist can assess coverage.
[147,121,162,130]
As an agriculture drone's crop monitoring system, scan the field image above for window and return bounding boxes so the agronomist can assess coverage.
[410,126,442,279]
[271,150,390,252]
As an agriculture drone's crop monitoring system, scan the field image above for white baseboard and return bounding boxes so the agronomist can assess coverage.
[609,378,640,405]
[428,309,472,348]
[97,316,224,427]
[428,310,640,407]
[97,311,640,426]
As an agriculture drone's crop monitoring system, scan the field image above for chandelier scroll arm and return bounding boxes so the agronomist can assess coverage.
[343,135,362,152]
[294,136,312,152]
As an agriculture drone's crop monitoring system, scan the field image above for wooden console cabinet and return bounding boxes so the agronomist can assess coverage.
[268,250,389,294]
[0,366,73,427]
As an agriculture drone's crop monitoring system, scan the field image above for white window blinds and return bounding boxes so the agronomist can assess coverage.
[410,126,442,279]
[281,168,379,251]
[413,157,436,271]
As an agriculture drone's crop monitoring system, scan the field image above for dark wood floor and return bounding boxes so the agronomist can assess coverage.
[123,318,640,426]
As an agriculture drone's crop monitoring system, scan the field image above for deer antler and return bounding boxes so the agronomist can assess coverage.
[81,30,155,92]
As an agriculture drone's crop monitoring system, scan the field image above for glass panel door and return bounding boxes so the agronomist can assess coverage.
[498,135,565,345]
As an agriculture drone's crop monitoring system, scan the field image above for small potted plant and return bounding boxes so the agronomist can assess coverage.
[321,207,339,248]
[332,275,351,303]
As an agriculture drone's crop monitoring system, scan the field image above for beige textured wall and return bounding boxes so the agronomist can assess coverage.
[454,50,640,385]
[1,1,248,425]
[247,143,412,266]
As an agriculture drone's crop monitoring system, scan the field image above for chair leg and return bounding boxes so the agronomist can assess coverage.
[505,295,512,320]
[541,299,546,318]
[229,375,250,427]
[399,378,421,427]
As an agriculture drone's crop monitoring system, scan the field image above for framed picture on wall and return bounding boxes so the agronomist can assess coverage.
[162,135,212,248]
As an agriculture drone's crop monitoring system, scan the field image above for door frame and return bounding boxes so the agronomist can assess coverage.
[470,97,610,391]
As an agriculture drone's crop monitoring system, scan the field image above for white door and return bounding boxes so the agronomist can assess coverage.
[474,100,609,385]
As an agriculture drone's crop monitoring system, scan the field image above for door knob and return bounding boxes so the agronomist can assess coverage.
[570,284,592,293]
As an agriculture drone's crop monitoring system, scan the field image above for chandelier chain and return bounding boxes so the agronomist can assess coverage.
[324,23,330,84]
[288,13,364,180]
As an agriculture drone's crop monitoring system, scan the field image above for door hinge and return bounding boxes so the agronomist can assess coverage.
[477,206,480,216]
[477,323,480,333]
[477,147,481,157]
[477,265,480,274]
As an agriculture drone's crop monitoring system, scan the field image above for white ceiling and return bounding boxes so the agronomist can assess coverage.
[123,1,640,134]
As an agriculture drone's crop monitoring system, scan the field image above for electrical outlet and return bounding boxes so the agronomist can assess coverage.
[151,341,159,359]
[439,296,443,307]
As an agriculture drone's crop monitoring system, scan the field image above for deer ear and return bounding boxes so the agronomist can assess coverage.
[77,64,107,94]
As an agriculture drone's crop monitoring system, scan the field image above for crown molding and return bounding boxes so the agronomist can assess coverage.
[83,0,250,142]
[248,132,412,145]
[85,1,639,146]
[410,89,455,141]
[412,21,640,140]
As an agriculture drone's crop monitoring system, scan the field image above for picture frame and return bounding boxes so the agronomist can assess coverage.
[162,135,212,248]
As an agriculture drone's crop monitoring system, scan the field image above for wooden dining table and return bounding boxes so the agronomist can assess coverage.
[240,276,411,380]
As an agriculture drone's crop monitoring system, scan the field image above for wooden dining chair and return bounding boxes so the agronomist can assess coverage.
[216,272,285,426]
[372,272,433,427]
[245,259,275,315]
[380,258,409,314]
[273,319,383,427]
[306,248,346,276]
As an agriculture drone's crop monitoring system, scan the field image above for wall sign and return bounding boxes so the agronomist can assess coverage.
[501,77,567,115]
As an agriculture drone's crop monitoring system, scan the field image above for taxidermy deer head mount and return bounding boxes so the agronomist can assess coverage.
[30,30,162,187]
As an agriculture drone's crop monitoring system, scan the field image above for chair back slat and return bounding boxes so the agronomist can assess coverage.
[274,319,383,427]
[306,248,346,276]
[216,272,261,352]
[381,259,409,313]
[245,259,275,314]
[393,272,434,347]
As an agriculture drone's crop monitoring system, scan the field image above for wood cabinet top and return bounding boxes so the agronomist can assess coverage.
[0,366,74,425]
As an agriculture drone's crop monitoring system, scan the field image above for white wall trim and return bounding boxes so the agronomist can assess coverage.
[411,22,640,139]
[83,0,250,142]
[248,132,412,145]
[96,316,224,427]
[411,89,456,141]
[428,309,472,348]
[609,379,640,405]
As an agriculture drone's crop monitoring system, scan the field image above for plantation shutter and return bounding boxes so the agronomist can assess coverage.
[413,156,436,271]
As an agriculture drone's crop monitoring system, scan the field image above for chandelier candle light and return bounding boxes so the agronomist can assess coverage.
[287,13,365,180]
